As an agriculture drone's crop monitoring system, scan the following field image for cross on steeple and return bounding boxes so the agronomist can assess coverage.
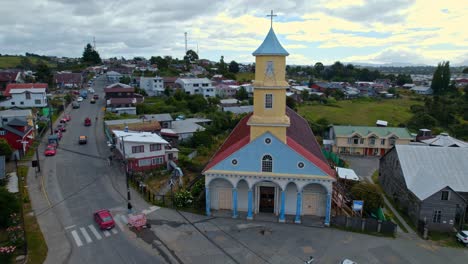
[266,10,277,28]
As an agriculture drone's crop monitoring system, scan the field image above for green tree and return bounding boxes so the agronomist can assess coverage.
[35,61,53,85]
[119,76,131,84]
[314,62,324,77]
[187,94,207,113]
[431,61,451,95]
[150,56,168,69]
[228,61,239,73]
[0,138,13,159]
[81,43,102,65]
[219,56,227,74]
[286,96,296,110]
[184,50,199,65]
[235,86,249,101]
[463,67,468,74]
[350,182,383,213]
[407,113,438,130]
[0,187,20,228]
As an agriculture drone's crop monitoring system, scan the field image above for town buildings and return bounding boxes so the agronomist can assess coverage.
[0,83,48,108]
[175,78,216,97]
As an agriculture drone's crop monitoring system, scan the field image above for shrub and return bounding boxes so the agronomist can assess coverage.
[174,190,193,208]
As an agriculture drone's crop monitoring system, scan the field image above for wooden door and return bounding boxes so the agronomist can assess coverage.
[303,193,319,215]
[218,188,232,210]
[259,187,275,213]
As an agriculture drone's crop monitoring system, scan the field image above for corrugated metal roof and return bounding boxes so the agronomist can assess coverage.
[420,133,468,147]
[252,28,289,56]
[171,120,206,134]
[332,125,412,139]
[395,145,468,200]
[113,130,168,144]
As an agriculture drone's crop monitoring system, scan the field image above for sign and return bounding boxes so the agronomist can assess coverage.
[352,200,364,211]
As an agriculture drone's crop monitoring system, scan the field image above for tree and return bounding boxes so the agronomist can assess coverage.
[463,67,468,74]
[314,62,324,77]
[119,76,131,84]
[0,138,12,159]
[81,43,102,65]
[286,96,296,110]
[187,94,207,113]
[219,56,227,74]
[184,50,198,64]
[235,86,249,101]
[150,56,168,69]
[431,61,451,95]
[228,61,239,73]
[35,61,53,85]
[0,187,20,228]
[350,182,383,213]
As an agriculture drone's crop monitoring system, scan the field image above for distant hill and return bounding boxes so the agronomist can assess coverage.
[0,55,56,69]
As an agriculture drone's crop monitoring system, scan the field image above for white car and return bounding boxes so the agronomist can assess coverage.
[456,230,468,245]
[77,97,83,102]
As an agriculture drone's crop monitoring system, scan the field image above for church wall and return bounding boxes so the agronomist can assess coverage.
[252,89,286,118]
[250,126,286,143]
[237,180,249,212]
[303,184,327,217]
[285,183,298,215]
[209,178,233,210]
[253,56,289,87]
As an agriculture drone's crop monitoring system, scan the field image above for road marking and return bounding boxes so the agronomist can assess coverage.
[80,227,92,244]
[142,206,160,215]
[120,214,128,224]
[65,225,76,230]
[114,215,125,230]
[71,230,83,247]
[88,225,102,240]
[111,228,118,234]
[103,230,111,237]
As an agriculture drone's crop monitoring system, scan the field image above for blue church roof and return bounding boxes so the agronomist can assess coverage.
[252,27,289,56]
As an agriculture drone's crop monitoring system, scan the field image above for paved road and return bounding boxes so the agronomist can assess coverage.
[29,76,166,263]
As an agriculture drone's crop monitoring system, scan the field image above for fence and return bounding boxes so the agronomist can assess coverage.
[322,149,345,167]
[331,215,397,236]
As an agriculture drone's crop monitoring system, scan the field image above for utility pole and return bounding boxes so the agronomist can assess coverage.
[32,117,41,172]
[121,135,132,213]
[48,98,53,135]
[184,32,188,54]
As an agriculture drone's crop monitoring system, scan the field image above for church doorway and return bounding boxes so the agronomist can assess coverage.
[259,186,275,213]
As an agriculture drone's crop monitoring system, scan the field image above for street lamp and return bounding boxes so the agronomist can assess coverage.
[119,134,133,214]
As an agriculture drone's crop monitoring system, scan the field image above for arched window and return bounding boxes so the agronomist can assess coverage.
[262,155,273,172]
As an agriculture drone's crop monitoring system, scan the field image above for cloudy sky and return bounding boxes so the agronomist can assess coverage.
[1,0,467,66]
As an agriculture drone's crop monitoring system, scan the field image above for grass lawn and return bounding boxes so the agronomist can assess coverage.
[298,96,423,127]
[0,56,56,69]
[429,231,466,248]
[235,72,254,82]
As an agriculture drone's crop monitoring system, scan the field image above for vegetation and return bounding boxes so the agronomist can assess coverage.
[81,43,102,65]
[350,182,383,213]
[0,139,13,160]
[0,55,56,69]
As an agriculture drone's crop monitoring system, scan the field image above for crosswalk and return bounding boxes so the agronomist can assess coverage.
[69,214,128,247]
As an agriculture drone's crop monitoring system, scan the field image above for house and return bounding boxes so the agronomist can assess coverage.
[0,83,48,108]
[222,105,254,114]
[0,109,34,127]
[106,71,123,84]
[420,133,468,147]
[139,76,164,96]
[0,70,19,92]
[163,77,178,90]
[380,145,468,231]
[215,83,239,98]
[142,114,173,129]
[112,130,179,172]
[410,86,433,95]
[202,25,335,225]
[175,78,216,97]
[326,125,413,156]
[104,83,143,114]
[0,118,34,158]
[171,119,208,141]
[54,72,83,89]
[402,83,416,89]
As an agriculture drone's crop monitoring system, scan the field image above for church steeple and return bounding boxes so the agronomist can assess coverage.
[248,11,290,143]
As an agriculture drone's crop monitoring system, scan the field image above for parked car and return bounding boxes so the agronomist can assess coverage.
[60,118,67,123]
[44,145,57,156]
[93,94,99,100]
[54,124,66,133]
[456,230,468,246]
[55,131,62,140]
[79,136,87,144]
[90,98,96,104]
[72,101,80,109]
[77,97,84,102]
[84,117,91,126]
[64,114,71,122]
[94,209,115,230]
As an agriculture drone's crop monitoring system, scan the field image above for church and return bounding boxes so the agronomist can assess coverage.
[202,16,336,225]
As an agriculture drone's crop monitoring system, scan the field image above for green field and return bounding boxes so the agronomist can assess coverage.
[235,72,254,82]
[298,97,423,127]
[0,56,56,69]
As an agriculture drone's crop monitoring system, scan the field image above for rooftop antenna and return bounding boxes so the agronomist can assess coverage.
[184,32,188,54]
[93,36,96,51]
[197,42,199,57]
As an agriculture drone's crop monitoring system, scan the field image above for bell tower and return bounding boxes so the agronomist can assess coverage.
[248,11,290,143]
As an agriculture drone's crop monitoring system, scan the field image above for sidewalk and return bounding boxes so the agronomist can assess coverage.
[381,194,421,240]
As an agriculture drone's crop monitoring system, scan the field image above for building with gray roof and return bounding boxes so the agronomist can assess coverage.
[380,145,468,231]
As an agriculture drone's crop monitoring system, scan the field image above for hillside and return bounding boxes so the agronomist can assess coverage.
[0,55,56,69]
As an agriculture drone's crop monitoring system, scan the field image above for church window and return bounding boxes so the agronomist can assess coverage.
[264,138,271,144]
[265,94,273,109]
[231,159,238,165]
[298,162,304,168]
[262,155,273,172]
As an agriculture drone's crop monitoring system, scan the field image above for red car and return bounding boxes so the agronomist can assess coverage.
[64,114,71,122]
[84,117,91,126]
[54,124,66,133]
[44,145,57,156]
[94,209,115,230]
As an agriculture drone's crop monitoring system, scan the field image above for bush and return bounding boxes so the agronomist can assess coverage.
[174,190,193,208]
[0,188,20,228]
[351,182,383,213]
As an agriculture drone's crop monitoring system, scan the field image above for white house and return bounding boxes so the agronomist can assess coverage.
[140,76,164,96]
[175,78,216,97]
[410,86,433,95]
[107,71,123,84]
[0,83,48,108]
[113,130,179,172]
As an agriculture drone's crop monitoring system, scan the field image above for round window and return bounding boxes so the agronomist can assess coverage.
[298,162,305,168]
[232,159,238,165]
[265,138,272,144]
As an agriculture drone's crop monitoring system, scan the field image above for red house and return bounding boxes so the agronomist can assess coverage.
[0,118,34,158]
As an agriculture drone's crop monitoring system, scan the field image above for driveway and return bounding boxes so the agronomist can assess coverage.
[341,155,380,181]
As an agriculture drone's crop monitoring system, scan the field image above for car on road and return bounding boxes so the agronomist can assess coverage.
[77,97,83,102]
[84,117,91,126]
[55,131,62,140]
[90,98,96,104]
[341,259,357,264]
[94,209,115,230]
[72,101,80,109]
[456,230,468,246]
[88,88,95,93]
[93,94,99,100]
[44,145,57,156]
[60,115,71,123]
[54,124,66,133]
[79,136,87,144]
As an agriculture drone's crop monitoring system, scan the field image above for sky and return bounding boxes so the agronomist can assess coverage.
[1,0,467,66]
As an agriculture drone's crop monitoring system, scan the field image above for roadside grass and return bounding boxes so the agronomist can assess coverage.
[298,96,422,127]
[18,166,48,264]
[0,56,56,69]
[428,231,466,248]
[332,225,396,238]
